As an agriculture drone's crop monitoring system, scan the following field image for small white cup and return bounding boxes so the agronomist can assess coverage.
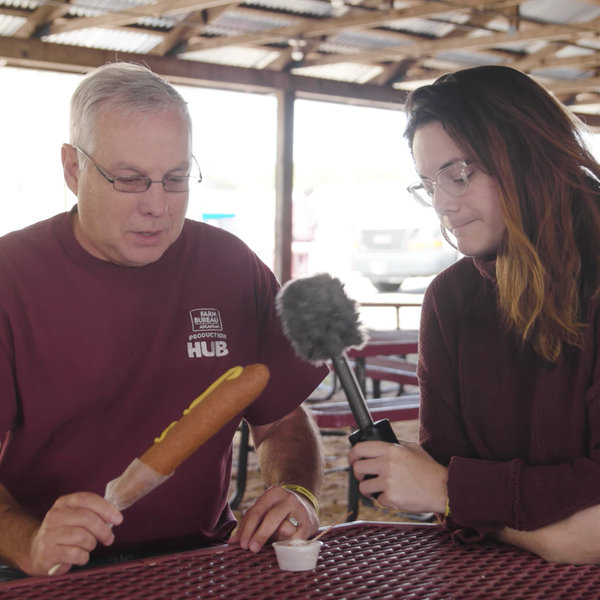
[272,539,323,571]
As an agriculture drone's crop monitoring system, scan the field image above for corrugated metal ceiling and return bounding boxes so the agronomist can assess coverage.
[2,0,600,116]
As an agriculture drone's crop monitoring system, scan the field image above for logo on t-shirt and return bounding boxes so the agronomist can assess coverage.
[187,308,229,358]
[190,308,223,332]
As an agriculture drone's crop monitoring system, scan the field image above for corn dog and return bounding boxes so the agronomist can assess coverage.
[139,364,270,475]
[50,366,270,577]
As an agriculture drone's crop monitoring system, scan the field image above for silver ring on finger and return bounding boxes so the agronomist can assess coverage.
[287,516,299,528]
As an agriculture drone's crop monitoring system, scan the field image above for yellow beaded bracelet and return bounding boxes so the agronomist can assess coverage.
[445,497,451,517]
[281,484,320,517]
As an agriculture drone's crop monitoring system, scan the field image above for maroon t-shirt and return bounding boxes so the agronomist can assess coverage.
[418,256,600,544]
[0,209,327,553]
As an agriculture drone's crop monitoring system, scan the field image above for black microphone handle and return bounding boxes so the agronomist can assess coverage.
[349,419,399,499]
[330,353,373,431]
[349,419,399,446]
[330,353,400,499]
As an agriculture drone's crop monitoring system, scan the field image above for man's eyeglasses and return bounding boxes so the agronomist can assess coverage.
[407,160,475,208]
[75,147,202,193]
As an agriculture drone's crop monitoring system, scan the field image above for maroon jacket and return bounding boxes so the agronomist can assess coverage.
[418,256,600,543]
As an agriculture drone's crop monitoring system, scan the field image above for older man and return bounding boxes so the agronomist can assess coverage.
[0,63,327,579]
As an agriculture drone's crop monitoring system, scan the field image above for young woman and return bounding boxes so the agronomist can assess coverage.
[349,65,600,564]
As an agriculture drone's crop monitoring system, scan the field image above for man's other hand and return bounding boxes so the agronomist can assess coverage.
[228,486,318,553]
[23,492,123,576]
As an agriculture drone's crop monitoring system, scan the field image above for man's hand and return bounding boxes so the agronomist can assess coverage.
[348,439,447,514]
[22,492,123,576]
[229,486,318,553]
[229,406,323,553]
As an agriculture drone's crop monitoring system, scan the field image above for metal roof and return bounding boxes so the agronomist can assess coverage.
[520,0,600,24]
[2,0,600,120]
[44,27,163,54]
[0,14,25,36]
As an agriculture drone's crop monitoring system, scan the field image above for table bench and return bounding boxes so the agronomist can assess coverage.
[309,394,419,428]
[351,356,418,397]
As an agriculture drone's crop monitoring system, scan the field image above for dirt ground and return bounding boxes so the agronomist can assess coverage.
[228,382,430,528]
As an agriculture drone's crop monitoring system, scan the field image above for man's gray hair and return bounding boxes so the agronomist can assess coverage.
[70,62,192,152]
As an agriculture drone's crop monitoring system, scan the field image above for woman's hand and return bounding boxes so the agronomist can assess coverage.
[348,440,448,514]
[498,503,600,565]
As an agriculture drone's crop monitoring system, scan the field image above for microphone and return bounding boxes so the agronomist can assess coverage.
[276,273,398,490]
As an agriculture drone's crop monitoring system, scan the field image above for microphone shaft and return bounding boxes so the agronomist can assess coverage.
[331,353,373,431]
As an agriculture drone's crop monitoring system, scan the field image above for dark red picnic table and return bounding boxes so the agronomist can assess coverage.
[1,521,598,599]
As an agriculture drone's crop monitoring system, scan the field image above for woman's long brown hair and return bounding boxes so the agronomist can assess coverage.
[404,65,600,363]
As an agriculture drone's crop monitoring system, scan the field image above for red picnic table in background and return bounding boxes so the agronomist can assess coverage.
[347,328,418,397]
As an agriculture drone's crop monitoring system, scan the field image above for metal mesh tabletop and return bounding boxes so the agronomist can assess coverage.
[1,521,599,599]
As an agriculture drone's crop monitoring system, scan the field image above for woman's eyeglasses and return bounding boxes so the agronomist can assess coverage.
[407,160,475,208]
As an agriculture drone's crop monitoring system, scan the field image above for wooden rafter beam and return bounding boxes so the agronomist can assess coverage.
[367,57,419,85]
[47,0,520,49]
[392,64,600,98]
[393,62,600,95]
[266,37,322,72]
[185,0,571,56]
[300,25,580,68]
[392,10,510,75]
[183,0,508,53]
[566,93,600,107]
[264,47,296,72]
[0,6,30,19]
[217,4,421,47]
[541,76,600,95]
[48,0,234,36]
[509,43,565,72]
[13,0,71,39]
[148,3,240,56]
[512,49,600,73]
[0,35,408,109]
[34,0,600,84]
[148,10,206,57]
